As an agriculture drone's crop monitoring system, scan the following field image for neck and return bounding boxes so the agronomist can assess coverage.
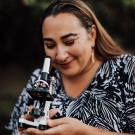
[60,59,102,98]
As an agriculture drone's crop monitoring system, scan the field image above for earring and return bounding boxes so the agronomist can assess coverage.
[91,50,95,63]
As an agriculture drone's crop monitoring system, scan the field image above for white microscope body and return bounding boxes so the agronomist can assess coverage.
[18,56,55,130]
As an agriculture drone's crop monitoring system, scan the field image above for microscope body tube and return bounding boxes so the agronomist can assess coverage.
[41,56,51,81]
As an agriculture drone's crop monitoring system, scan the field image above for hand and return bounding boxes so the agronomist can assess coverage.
[24,117,86,135]
[18,106,58,135]
[18,106,35,135]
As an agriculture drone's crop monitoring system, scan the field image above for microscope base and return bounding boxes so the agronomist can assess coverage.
[18,118,49,130]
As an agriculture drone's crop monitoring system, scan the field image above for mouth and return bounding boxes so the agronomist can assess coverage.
[59,60,74,68]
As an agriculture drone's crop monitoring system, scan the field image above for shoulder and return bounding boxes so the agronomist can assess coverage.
[107,54,135,68]
[118,54,135,73]
[118,54,135,64]
[25,68,42,88]
[113,54,135,74]
[101,54,135,83]
[115,54,135,64]
[115,54,135,86]
[32,68,42,76]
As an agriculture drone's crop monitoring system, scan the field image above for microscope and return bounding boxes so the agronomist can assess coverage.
[18,56,55,130]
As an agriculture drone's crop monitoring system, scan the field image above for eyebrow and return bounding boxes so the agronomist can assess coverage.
[43,33,78,42]
[43,38,53,42]
[61,33,78,40]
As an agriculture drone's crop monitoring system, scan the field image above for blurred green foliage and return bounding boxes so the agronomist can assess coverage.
[0,0,135,134]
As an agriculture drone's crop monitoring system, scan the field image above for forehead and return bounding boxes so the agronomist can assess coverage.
[42,13,82,36]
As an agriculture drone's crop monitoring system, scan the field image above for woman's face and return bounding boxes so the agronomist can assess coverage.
[42,13,96,77]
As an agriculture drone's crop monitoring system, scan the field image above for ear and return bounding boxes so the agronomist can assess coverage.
[91,25,96,39]
[90,25,96,47]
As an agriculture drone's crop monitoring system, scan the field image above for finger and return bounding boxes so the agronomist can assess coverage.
[26,127,60,135]
[26,128,42,135]
[28,105,35,112]
[21,113,34,121]
[21,106,35,121]
[25,118,65,135]
[21,114,25,118]
[49,108,58,118]
[18,127,24,133]
[47,117,68,127]
[25,118,66,135]
[26,127,61,135]
[18,128,29,135]
[19,131,31,135]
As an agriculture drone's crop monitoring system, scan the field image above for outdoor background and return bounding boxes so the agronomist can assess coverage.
[0,0,135,134]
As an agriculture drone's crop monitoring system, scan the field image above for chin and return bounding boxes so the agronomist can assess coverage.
[62,70,78,77]
[55,66,79,76]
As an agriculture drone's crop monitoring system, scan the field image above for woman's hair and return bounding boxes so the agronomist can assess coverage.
[39,0,125,60]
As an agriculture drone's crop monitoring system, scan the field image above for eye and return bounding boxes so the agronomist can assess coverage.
[44,43,55,49]
[65,40,75,46]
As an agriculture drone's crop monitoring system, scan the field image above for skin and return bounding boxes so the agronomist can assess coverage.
[42,13,101,98]
[42,13,96,77]
[18,13,135,135]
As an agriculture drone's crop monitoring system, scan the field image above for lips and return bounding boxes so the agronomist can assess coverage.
[59,60,73,68]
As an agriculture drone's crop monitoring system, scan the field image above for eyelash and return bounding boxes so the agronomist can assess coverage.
[44,43,55,49]
[65,40,75,46]
[44,40,75,49]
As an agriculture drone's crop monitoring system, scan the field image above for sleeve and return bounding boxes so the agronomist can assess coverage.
[123,55,135,133]
[5,68,41,135]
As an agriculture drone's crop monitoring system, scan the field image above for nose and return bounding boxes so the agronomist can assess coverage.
[56,46,68,62]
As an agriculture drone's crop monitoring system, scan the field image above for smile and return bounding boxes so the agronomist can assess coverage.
[59,60,74,68]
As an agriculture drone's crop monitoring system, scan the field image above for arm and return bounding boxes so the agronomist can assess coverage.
[22,117,135,135]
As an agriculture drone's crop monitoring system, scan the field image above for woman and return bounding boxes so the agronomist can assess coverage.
[6,0,135,135]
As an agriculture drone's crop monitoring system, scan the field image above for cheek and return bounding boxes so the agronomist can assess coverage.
[71,48,80,56]
[73,49,82,56]
[71,44,84,56]
[45,49,55,60]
